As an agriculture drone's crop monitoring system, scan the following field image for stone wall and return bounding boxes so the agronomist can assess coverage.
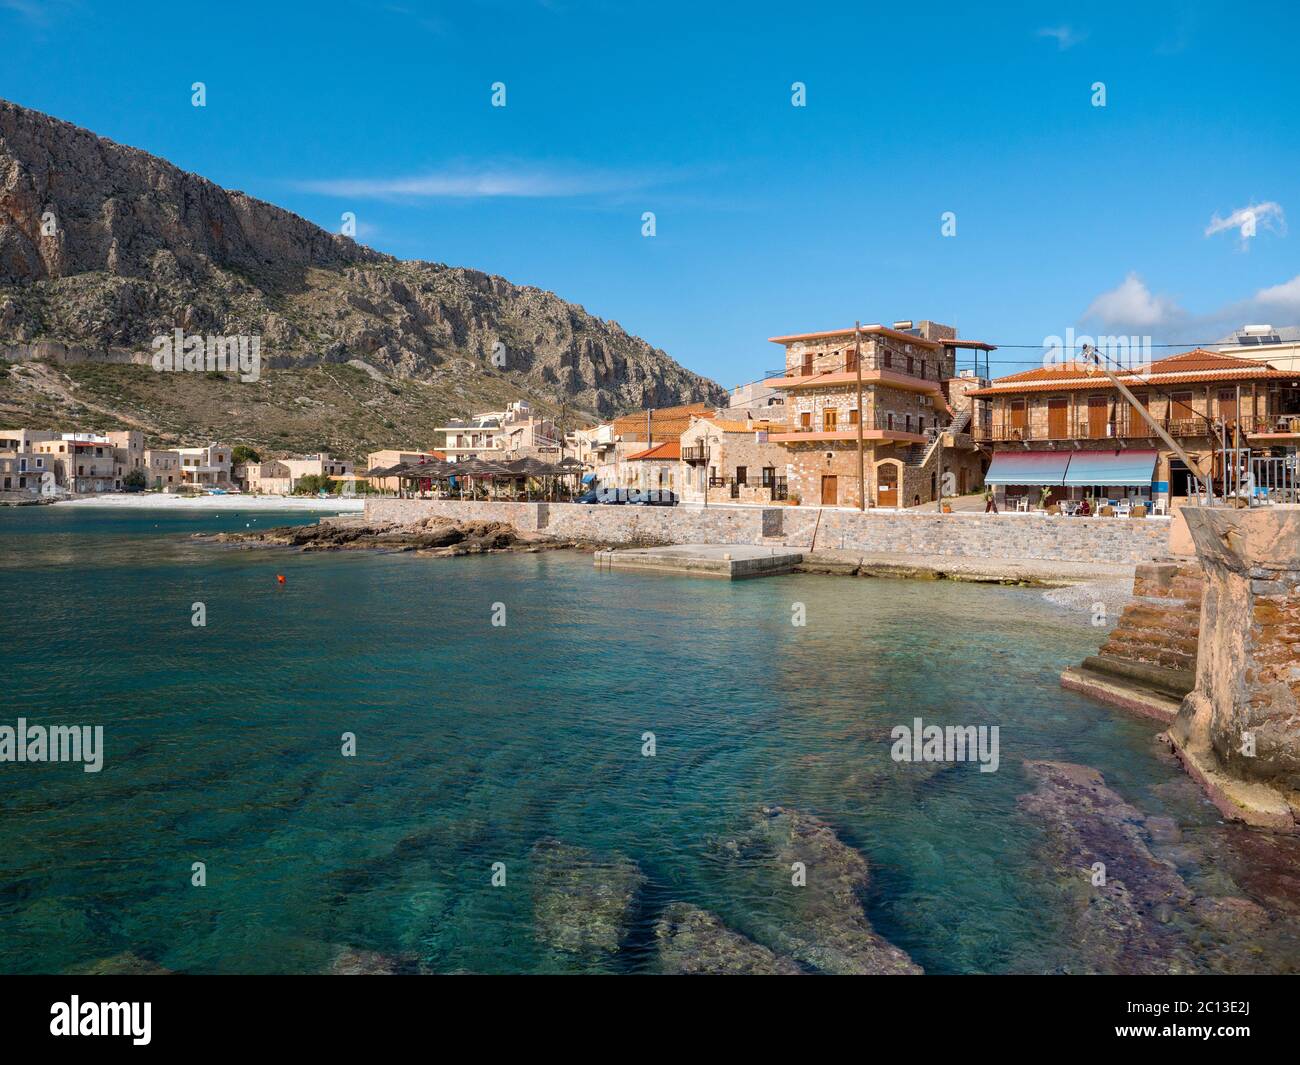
[365,498,1171,563]
[1169,506,1300,828]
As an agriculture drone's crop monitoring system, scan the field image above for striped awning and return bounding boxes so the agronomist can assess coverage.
[984,451,1071,486]
[1061,449,1158,487]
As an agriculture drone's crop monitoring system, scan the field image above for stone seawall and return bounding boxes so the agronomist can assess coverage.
[363,499,1170,564]
[1169,506,1300,829]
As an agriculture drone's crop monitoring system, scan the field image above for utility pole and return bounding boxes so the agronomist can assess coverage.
[854,322,865,510]
[1082,345,1214,507]
[935,418,944,512]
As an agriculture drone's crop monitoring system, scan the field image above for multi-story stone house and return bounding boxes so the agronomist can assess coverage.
[234,460,293,495]
[145,449,181,489]
[29,430,144,493]
[970,349,1300,508]
[280,453,354,491]
[177,443,233,487]
[438,401,559,463]
[679,414,788,504]
[763,320,988,507]
[0,429,57,494]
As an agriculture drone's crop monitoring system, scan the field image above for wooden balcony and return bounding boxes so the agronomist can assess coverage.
[976,411,1230,444]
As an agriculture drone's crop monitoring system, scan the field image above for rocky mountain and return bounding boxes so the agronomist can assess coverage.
[0,98,724,422]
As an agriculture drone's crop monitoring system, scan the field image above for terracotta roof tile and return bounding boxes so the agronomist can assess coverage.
[626,441,681,461]
[970,349,1293,396]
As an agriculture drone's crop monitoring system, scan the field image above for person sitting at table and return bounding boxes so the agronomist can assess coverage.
[1078,497,1092,516]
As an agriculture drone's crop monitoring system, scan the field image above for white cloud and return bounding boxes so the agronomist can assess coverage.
[296,165,661,201]
[1082,273,1183,330]
[1252,274,1300,314]
[1037,25,1087,50]
[1079,271,1300,344]
[1204,201,1286,246]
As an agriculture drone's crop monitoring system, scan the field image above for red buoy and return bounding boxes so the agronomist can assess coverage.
[276,574,286,584]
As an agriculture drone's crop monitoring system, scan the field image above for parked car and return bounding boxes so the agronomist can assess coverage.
[576,489,601,504]
[595,487,629,504]
[645,490,677,506]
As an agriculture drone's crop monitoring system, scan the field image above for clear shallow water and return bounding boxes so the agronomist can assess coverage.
[0,506,1216,974]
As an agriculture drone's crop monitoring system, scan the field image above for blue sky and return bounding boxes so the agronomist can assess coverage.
[4,0,1299,388]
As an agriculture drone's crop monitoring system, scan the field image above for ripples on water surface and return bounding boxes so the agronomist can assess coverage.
[0,505,1227,973]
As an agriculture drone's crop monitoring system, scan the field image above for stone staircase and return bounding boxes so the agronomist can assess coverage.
[1061,561,1204,721]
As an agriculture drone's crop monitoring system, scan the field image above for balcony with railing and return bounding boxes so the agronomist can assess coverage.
[770,410,929,443]
[681,444,708,463]
[976,408,1233,444]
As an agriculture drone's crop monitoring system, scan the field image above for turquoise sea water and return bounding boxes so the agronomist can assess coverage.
[0,505,1219,974]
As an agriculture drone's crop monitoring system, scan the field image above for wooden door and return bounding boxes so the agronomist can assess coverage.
[821,475,838,505]
[1217,389,1238,427]
[1087,396,1109,438]
[1169,392,1196,432]
[1048,398,1069,439]
[1009,399,1028,437]
[877,465,898,507]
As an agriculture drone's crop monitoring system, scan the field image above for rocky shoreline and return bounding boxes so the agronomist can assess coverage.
[194,515,641,558]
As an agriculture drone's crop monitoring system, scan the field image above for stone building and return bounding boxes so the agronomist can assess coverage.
[235,460,293,495]
[623,440,681,493]
[145,449,181,489]
[723,381,787,424]
[971,349,1300,508]
[177,443,233,488]
[0,429,57,494]
[763,320,987,508]
[679,415,788,504]
[601,402,714,489]
[437,401,559,463]
[280,453,354,491]
[29,430,145,493]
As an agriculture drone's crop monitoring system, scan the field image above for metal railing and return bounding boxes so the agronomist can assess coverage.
[1252,455,1299,503]
[781,412,927,434]
[977,411,1241,443]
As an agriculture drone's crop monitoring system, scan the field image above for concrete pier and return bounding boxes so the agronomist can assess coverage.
[594,543,804,579]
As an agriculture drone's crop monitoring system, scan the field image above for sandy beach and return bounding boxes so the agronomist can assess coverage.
[54,494,366,512]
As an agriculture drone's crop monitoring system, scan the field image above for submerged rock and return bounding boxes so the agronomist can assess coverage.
[654,903,802,975]
[1017,761,1195,974]
[530,839,645,955]
[327,947,421,975]
[714,805,921,975]
[74,951,173,975]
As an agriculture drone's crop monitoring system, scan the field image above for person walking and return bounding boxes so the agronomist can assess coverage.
[984,485,998,513]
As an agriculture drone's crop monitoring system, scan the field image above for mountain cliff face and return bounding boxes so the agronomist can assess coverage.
[0,99,724,418]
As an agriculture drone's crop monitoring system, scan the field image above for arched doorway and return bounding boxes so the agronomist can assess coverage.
[876,461,900,508]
